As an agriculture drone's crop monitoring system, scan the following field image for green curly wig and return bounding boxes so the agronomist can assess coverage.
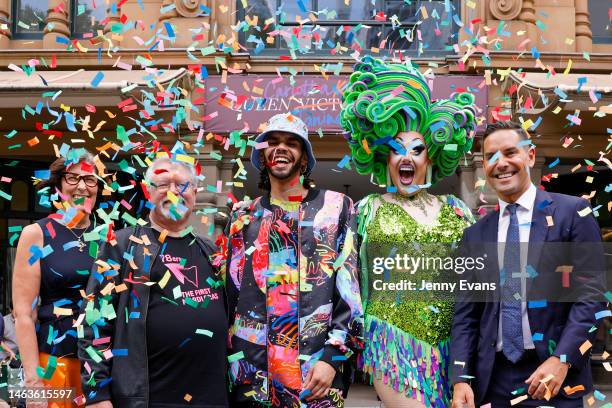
[340,56,478,186]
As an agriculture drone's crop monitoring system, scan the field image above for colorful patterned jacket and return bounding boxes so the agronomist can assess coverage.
[213,189,364,403]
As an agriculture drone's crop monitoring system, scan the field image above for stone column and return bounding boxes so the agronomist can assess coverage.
[158,0,211,47]
[575,0,592,52]
[530,156,546,187]
[43,0,70,48]
[518,0,537,47]
[0,0,11,47]
[193,156,235,237]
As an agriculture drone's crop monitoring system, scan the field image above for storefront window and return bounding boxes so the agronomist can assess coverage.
[71,0,106,38]
[237,0,459,56]
[589,0,612,44]
[12,0,48,39]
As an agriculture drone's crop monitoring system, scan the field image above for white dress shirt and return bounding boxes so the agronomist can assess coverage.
[496,183,537,351]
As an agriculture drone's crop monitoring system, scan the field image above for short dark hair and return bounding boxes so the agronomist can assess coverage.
[483,121,531,142]
[36,151,96,193]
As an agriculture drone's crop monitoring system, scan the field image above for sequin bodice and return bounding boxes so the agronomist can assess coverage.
[364,198,468,344]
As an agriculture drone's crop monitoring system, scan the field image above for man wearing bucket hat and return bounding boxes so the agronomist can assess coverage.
[214,113,364,407]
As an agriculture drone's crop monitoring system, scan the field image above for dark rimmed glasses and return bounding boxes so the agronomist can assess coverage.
[62,172,98,187]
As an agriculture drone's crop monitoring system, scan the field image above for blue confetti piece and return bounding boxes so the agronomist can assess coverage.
[62,240,81,251]
[164,21,175,38]
[337,155,351,169]
[388,139,406,155]
[429,121,446,134]
[547,158,560,168]
[56,37,70,45]
[593,390,606,401]
[111,349,128,356]
[595,310,612,320]
[299,389,312,401]
[34,169,50,179]
[332,355,347,361]
[90,72,104,88]
[296,0,307,13]
[528,300,547,308]
[488,150,501,165]
[525,264,538,278]
[532,332,544,341]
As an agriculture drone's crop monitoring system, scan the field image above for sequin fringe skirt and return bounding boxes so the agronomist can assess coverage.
[359,314,451,408]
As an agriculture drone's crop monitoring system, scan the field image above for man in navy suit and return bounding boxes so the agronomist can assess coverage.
[451,121,606,407]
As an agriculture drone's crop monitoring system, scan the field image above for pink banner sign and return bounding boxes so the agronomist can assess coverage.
[202,74,487,133]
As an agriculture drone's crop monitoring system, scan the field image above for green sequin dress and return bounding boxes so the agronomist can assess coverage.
[357,193,474,408]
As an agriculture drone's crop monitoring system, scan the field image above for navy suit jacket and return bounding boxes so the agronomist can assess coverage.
[450,188,606,402]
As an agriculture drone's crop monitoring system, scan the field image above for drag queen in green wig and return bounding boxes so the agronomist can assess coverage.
[341,56,478,407]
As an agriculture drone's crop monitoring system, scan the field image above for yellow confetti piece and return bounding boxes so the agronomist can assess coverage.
[158,271,171,289]
[579,340,592,355]
[466,0,476,8]
[587,396,595,406]
[577,206,593,217]
[167,191,179,204]
[552,106,562,114]
[521,120,534,130]
[420,5,428,19]
[53,307,73,316]
[175,154,195,165]
[603,351,610,359]
[585,176,594,183]
[510,395,528,405]
[563,59,573,75]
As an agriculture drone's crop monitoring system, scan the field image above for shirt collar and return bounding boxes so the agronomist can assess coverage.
[498,183,537,215]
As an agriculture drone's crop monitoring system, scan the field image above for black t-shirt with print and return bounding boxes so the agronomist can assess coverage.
[147,233,228,407]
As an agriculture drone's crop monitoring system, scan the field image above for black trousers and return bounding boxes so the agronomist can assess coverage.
[484,350,583,408]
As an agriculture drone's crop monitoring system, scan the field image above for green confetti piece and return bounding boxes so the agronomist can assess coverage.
[172,285,182,299]
[228,351,244,363]
[184,296,199,308]
[84,346,102,364]
[161,296,179,306]
[36,355,57,380]
[195,329,213,337]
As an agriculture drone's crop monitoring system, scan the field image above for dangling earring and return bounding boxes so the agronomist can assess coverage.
[425,164,432,186]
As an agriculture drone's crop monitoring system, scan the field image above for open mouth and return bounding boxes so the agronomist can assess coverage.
[270,155,292,168]
[495,171,518,180]
[398,163,415,185]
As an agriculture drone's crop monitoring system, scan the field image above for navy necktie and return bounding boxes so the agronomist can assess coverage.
[502,203,524,363]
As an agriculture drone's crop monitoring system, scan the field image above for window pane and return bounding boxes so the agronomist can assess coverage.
[278,0,313,22]
[13,0,48,35]
[318,0,381,21]
[589,0,612,43]
[72,0,106,36]
[385,0,420,22]
[311,24,384,51]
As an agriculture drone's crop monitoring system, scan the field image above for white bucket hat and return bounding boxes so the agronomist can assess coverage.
[250,113,316,174]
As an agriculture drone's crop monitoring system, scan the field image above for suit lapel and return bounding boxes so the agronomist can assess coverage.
[527,188,554,294]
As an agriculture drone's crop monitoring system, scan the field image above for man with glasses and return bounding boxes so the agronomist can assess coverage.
[78,155,229,408]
